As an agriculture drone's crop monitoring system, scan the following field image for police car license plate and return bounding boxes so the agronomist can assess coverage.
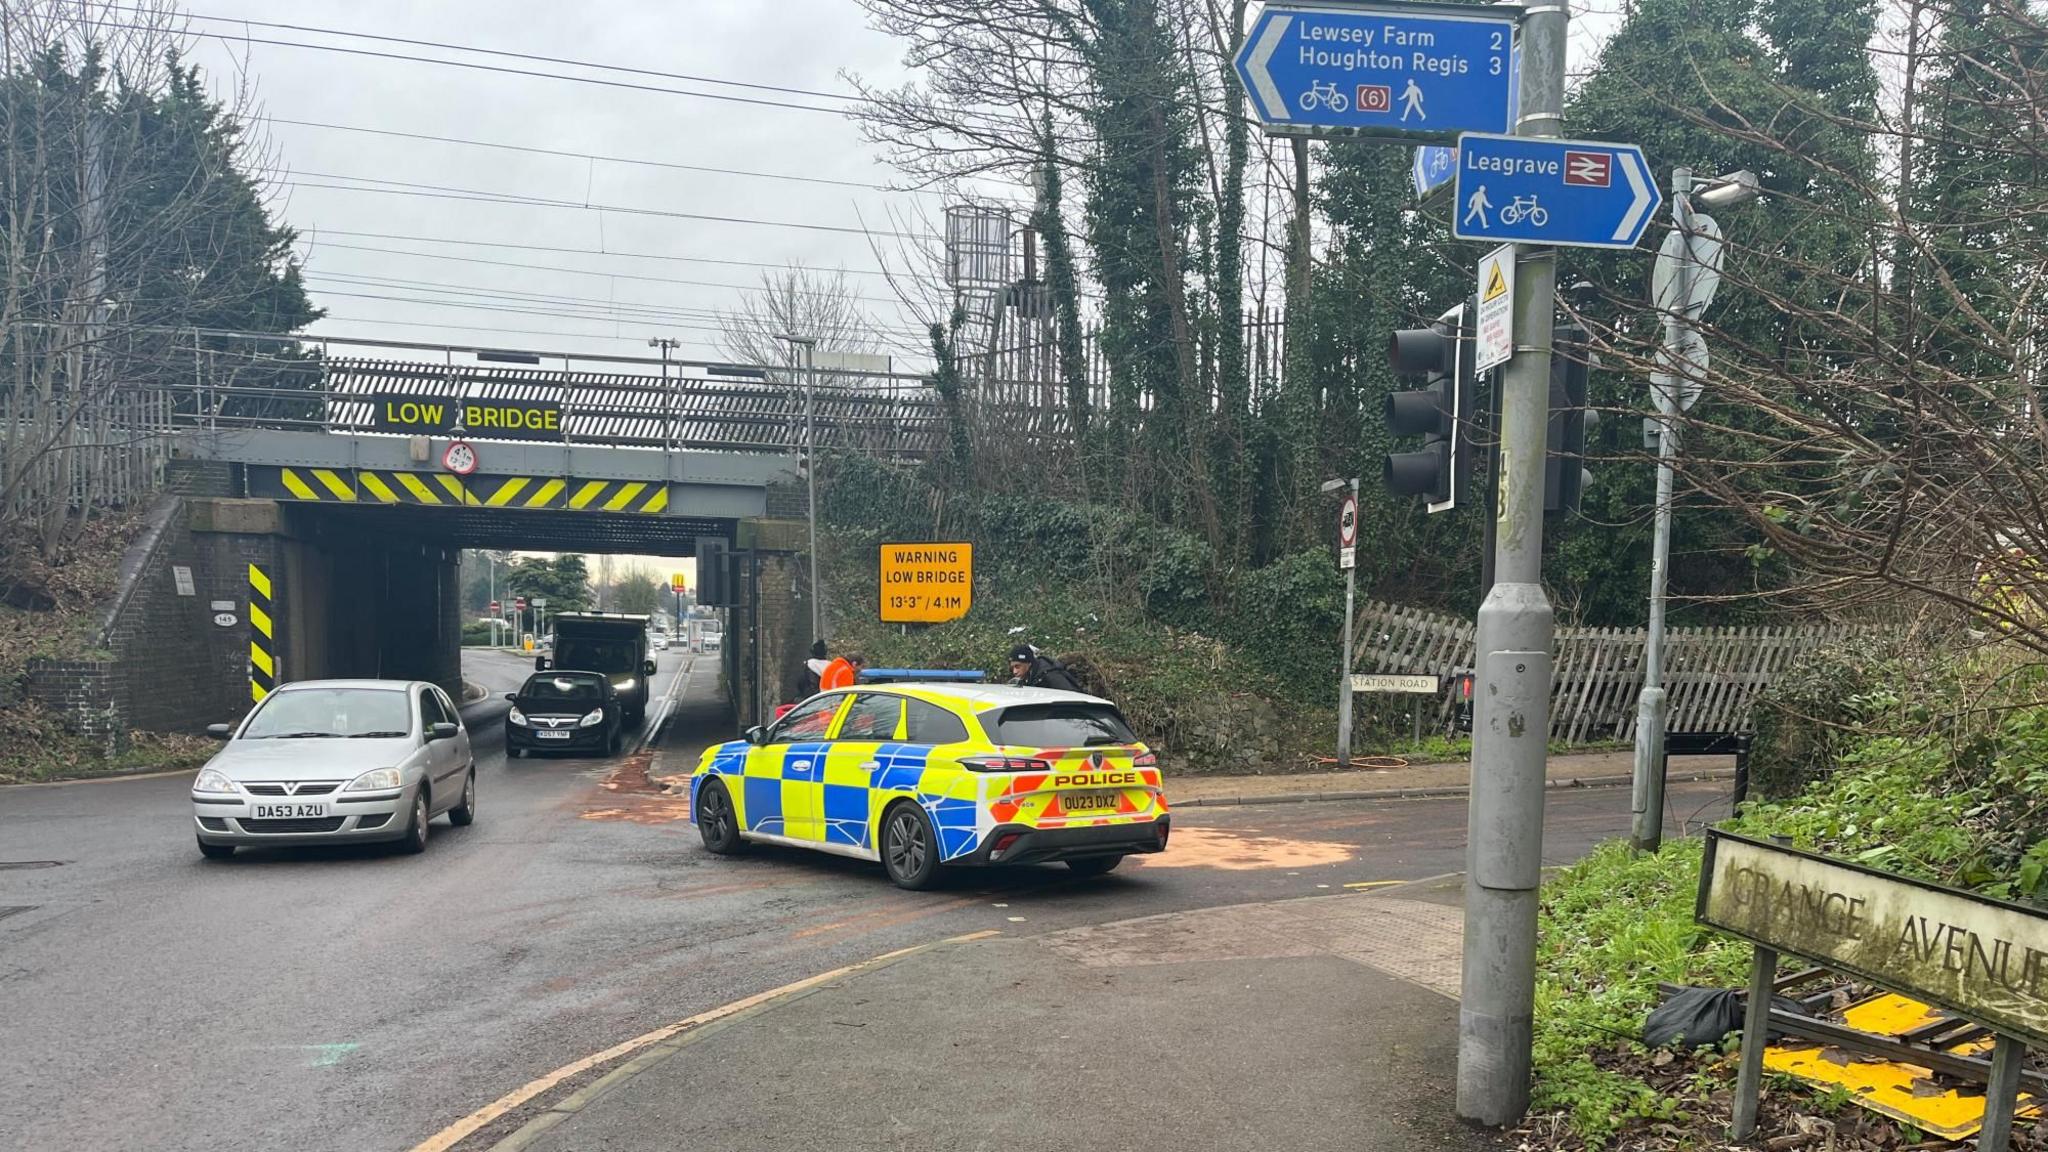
[1060,791,1121,814]
[252,802,327,819]
[536,730,572,740]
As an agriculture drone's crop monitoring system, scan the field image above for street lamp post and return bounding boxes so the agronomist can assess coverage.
[1629,167,1758,853]
[1321,477,1359,769]
[775,333,822,644]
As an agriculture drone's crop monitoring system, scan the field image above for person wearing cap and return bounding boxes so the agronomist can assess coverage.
[819,651,866,691]
[1007,643,1081,692]
[800,640,829,697]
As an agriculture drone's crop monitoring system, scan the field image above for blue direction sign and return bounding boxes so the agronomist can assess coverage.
[1413,145,1457,198]
[1450,134,1662,250]
[1412,44,1520,198]
[1234,4,1516,138]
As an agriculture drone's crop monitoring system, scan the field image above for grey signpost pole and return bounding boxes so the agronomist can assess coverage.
[1457,0,1566,1127]
[1630,167,1691,854]
[1338,478,1358,769]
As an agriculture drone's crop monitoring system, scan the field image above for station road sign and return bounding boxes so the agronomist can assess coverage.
[1235,3,1516,139]
[1451,134,1661,250]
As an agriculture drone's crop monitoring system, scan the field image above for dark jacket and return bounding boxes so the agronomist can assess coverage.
[1018,655,1082,693]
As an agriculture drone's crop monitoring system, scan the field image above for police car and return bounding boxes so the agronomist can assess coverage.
[690,682,1170,889]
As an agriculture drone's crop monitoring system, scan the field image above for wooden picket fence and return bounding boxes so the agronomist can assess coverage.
[1352,600,1848,743]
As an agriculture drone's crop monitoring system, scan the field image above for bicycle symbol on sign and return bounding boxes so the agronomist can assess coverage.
[1298,80,1349,114]
[1499,195,1549,227]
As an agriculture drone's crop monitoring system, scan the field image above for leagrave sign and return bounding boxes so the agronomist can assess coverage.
[1698,831,2048,1046]
[371,393,563,440]
[879,542,972,624]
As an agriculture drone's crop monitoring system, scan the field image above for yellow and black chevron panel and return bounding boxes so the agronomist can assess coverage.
[255,467,672,514]
[248,562,277,703]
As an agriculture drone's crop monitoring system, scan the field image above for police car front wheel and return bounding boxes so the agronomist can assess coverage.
[696,779,746,855]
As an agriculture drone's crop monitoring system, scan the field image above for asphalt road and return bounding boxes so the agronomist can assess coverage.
[0,653,1730,1152]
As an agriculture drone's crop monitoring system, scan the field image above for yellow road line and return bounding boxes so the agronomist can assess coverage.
[602,482,647,511]
[1343,880,1404,890]
[398,472,442,504]
[279,469,318,501]
[407,929,1002,1152]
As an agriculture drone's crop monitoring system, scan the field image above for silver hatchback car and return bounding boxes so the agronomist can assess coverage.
[190,679,477,859]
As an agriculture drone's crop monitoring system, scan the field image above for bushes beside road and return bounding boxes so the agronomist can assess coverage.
[1529,649,2048,1148]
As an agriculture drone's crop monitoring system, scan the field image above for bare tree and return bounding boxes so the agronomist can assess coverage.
[715,265,886,368]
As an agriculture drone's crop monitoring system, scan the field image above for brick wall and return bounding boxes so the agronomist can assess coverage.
[22,658,124,748]
[765,479,808,520]
[100,498,283,732]
[164,458,235,497]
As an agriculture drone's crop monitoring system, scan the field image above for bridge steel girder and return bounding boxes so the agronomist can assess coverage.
[176,428,796,489]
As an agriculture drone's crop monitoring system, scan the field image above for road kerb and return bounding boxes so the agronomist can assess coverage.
[1169,767,1735,808]
[411,928,1001,1152]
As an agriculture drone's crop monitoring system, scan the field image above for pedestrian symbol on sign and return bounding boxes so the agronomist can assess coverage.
[1464,185,1493,228]
[1400,78,1426,122]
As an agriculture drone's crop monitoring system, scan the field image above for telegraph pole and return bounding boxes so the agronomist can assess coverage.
[775,333,823,643]
[1457,1,1567,1126]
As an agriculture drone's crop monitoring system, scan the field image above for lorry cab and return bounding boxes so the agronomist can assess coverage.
[535,612,657,724]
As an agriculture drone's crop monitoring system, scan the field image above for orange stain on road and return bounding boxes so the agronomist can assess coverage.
[1131,825,1353,870]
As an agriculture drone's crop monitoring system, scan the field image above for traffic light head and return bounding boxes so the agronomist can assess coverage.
[1544,324,1598,515]
[1383,305,1472,511]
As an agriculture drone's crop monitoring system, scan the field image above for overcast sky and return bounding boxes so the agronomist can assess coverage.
[173,1,953,371]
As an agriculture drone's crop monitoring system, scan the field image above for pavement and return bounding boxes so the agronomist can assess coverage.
[477,878,1490,1152]
[0,651,1733,1152]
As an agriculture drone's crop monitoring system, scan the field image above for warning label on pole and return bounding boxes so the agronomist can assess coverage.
[1476,244,1515,374]
[879,542,974,623]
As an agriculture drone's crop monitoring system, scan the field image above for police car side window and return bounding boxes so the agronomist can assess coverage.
[904,700,969,746]
[837,694,902,741]
[773,695,840,742]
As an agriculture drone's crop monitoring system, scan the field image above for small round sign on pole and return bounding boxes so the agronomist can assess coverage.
[1339,494,1359,547]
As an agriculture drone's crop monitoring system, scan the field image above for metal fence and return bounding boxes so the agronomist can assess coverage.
[1351,599,1849,742]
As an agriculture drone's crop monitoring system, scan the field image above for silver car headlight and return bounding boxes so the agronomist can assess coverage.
[579,708,605,728]
[345,767,404,792]
[193,768,237,794]
[508,706,529,726]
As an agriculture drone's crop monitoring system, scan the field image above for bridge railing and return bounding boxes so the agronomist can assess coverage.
[155,338,947,456]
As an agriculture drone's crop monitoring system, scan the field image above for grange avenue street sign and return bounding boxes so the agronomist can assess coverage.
[1234,2,1516,140]
[1699,831,2048,1046]
[1451,133,1661,249]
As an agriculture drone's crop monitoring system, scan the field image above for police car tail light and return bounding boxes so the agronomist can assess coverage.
[989,832,1025,860]
[1132,751,1157,768]
[960,755,1051,773]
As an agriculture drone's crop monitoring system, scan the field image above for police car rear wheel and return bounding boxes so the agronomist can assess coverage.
[881,803,941,890]
[1066,855,1123,878]
[696,779,745,855]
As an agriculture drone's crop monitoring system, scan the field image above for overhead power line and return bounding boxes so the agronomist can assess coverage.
[297,240,910,303]
[297,228,904,279]
[271,171,939,240]
[158,7,864,102]
[266,118,924,194]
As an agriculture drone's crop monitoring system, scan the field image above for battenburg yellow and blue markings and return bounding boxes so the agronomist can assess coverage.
[252,466,671,514]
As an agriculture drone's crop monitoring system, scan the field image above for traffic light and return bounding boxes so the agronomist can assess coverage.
[1383,303,1473,512]
[696,536,733,607]
[1544,324,1598,515]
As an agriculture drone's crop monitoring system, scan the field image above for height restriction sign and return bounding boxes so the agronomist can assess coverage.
[1339,492,1359,570]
